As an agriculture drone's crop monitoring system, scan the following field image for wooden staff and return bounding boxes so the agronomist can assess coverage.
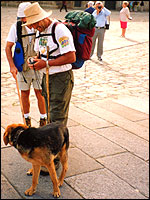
[15,78,26,125]
[46,46,50,123]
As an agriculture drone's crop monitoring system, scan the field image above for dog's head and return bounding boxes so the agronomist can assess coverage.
[3,124,28,146]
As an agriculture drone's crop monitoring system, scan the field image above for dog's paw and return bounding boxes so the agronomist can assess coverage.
[52,189,61,198]
[58,179,63,187]
[24,187,36,196]
[26,168,33,176]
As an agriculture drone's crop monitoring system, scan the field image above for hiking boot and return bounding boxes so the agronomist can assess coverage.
[25,117,31,127]
[39,118,47,127]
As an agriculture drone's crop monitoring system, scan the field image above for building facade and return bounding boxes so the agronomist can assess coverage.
[1,1,149,11]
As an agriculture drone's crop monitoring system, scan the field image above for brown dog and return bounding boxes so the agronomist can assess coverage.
[3,122,69,198]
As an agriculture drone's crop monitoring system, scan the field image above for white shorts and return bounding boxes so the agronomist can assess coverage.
[17,69,43,91]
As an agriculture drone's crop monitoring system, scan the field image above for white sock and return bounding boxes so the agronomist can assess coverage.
[40,113,47,119]
[24,113,30,118]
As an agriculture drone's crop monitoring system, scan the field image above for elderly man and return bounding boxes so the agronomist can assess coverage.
[23,2,76,173]
[5,2,47,127]
[85,1,95,14]
[90,1,111,62]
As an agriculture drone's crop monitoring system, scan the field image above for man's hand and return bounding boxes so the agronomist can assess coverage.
[10,64,18,80]
[28,58,46,70]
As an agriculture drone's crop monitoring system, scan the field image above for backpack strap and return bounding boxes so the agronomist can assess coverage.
[16,21,23,47]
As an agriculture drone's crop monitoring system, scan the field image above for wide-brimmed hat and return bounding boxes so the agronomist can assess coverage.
[22,2,52,26]
[17,2,31,18]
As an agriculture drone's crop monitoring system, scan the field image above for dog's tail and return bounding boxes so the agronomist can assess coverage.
[63,127,69,150]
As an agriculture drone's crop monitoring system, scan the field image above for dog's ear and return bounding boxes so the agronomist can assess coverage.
[3,124,27,145]
[3,125,14,145]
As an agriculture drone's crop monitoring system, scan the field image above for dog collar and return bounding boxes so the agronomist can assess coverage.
[13,129,24,148]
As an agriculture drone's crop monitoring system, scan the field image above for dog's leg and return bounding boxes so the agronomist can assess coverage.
[58,145,68,187]
[26,167,33,176]
[25,164,40,196]
[46,160,60,198]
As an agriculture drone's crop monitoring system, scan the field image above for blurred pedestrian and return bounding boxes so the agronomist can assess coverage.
[5,2,47,127]
[140,1,144,12]
[120,1,132,37]
[84,1,95,14]
[90,1,111,62]
[60,1,68,12]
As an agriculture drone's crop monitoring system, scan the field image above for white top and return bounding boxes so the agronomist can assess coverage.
[120,7,130,22]
[6,23,35,44]
[34,19,76,75]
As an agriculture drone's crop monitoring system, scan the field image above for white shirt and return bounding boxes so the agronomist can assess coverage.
[6,23,35,44]
[120,7,130,22]
[34,19,76,75]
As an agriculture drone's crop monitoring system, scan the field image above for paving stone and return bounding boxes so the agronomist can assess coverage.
[97,152,149,198]
[1,147,83,199]
[95,126,149,161]
[76,102,149,141]
[95,99,149,121]
[65,168,147,199]
[69,125,125,159]
[69,104,114,129]
[1,174,22,199]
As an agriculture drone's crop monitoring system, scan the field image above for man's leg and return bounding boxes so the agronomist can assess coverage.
[90,29,98,58]
[97,28,105,60]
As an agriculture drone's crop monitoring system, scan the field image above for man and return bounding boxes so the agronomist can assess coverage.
[5,2,47,127]
[60,1,68,12]
[23,2,76,174]
[90,1,111,62]
[85,1,95,14]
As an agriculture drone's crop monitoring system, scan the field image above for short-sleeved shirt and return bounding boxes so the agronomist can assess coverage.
[34,19,76,75]
[6,23,34,44]
[120,7,130,22]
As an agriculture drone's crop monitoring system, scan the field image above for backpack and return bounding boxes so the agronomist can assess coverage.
[37,11,96,69]
[13,21,36,72]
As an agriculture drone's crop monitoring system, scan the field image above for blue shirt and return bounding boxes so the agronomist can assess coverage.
[85,7,95,14]
[92,7,111,27]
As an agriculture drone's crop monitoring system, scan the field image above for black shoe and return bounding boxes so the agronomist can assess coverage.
[25,117,31,127]
[39,118,47,127]
[98,58,102,61]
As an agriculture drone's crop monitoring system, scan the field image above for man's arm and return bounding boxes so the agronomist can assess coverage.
[29,51,76,71]
[5,41,18,79]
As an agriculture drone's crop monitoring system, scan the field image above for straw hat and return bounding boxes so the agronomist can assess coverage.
[17,2,31,18]
[22,2,52,26]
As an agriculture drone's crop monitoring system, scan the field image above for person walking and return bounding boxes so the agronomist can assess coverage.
[90,1,111,62]
[5,2,47,127]
[140,1,144,12]
[84,1,95,14]
[120,1,132,37]
[60,1,68,12]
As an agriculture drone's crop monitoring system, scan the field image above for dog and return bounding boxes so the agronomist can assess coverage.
[3,122,69,198]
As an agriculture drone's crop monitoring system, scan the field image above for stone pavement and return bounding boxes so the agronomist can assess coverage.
[1,7,149,199]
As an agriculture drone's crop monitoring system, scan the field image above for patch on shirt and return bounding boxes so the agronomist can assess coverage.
[59,36,69,48]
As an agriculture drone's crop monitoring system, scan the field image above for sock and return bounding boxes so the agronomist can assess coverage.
[40,113,47,119]
[24,113,30,118]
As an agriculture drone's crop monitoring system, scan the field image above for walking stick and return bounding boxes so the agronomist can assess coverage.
[15,78,26,125]
[46,46,50,123]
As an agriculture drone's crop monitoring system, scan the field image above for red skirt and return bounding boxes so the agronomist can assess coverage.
[120,21,127,29]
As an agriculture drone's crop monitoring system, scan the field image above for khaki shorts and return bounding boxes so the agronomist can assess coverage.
[17,69,43,90]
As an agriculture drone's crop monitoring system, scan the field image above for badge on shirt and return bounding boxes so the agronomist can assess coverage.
[59,36,69,48]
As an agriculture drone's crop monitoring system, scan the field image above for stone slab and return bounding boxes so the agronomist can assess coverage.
[69,105,114,129]
[65,168,147,199]
[76,102,149,141]
[97,152,149,198]
[1,147,83,199]
[69,125,125,159]
[1,174,22,199]
[95,99,149,122]
[95,126,149,161]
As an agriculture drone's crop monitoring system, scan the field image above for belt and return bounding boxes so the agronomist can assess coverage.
[95,26,105,29]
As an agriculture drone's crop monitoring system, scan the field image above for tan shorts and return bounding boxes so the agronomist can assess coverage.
[17,69,43,91]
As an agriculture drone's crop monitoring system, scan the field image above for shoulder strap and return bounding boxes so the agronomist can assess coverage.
[16,21,23,45]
